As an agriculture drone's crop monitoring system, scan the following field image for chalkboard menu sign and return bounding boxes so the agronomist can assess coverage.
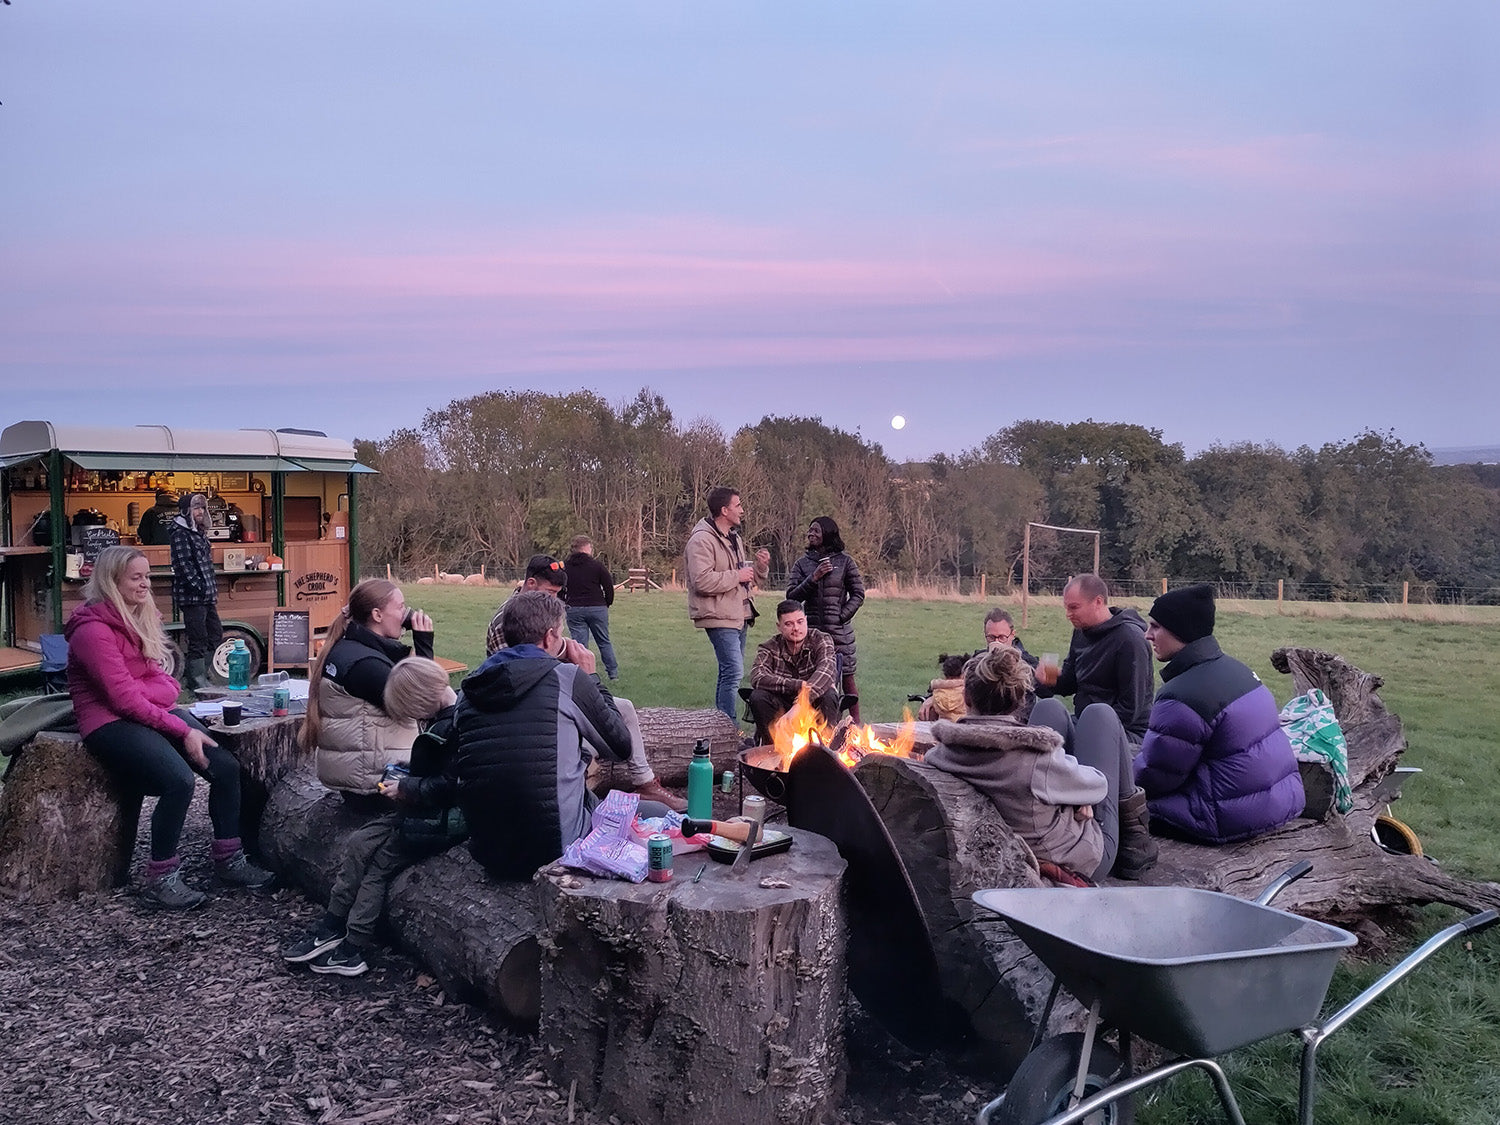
[79,526,121,570]
[270,609,311,670]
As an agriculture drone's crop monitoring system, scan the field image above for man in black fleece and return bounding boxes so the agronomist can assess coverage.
[1035,574,1154,743]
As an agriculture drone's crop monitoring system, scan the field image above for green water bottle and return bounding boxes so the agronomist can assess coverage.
[227,638,251,691]
[687,739,714,820]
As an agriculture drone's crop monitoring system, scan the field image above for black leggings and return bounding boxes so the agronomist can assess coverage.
[83,710,242,861]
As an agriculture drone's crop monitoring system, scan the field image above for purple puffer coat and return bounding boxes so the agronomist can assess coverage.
[1133,637,1304,844]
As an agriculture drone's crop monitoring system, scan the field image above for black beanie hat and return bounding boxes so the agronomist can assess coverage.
[1149,584,1216,644]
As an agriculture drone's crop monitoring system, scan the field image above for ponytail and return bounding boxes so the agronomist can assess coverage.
[300,578,399,750]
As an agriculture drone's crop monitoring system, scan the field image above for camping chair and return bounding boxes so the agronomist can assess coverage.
[40,634,69,694]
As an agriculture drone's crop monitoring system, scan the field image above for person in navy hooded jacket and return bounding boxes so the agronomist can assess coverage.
[1133,584,1305,845]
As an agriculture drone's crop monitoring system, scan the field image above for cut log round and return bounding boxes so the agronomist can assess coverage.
[537,827,847,1125]
[0,731,140,900]
[852,754,1051,1074]
[207,713,310,854]
[593,705,740,789]
[260,769,541,1023]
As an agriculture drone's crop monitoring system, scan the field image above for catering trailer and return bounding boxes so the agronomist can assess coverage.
[0,421,372,684]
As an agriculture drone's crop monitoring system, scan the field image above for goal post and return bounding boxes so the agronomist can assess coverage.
[1021,522,1101,628]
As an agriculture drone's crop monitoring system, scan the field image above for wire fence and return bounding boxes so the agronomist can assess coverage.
[363,563,1500,608]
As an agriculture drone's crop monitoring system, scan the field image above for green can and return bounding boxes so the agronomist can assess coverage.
[720,768,735,793]
[647,833,674,883]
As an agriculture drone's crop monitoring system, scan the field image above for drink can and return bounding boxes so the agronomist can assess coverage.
[743,794,766,826]
[272,686,290,717]
[647,833,674,882]
[720,768,735,793]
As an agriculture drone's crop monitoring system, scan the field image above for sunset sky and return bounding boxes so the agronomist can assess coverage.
[3,2,1496,461]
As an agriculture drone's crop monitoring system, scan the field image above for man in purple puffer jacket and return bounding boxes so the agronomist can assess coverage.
[1134,585,1304,844]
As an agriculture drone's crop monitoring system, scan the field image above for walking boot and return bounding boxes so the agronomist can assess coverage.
[1113,786,1159,880]
[185,657,210,692]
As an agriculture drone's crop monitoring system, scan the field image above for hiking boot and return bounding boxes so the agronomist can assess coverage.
[630,778,688,813]
[1113,786,1159,880]
[282,924,345,964]
[310,940,369,977]
[215,850,275,889]
[142,868,208,911]
[185,657,211,693]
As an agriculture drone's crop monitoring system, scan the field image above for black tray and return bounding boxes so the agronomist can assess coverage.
[705,828,793,863]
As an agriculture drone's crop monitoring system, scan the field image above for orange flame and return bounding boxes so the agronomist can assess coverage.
[768,683,920,770]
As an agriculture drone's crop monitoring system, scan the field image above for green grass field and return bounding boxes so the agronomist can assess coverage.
[412,584,1500,1123]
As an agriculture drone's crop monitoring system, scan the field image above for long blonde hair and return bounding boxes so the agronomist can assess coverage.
[301,578,400,750]
[82,545,172,668]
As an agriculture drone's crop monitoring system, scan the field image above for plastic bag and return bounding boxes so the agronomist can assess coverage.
[1280,688,1353,814]
[561,790,649,882]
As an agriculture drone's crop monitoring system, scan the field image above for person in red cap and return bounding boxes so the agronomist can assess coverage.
[1134,584,1305,844]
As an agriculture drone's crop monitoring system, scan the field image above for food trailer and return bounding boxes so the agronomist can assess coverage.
[0,421,372,684]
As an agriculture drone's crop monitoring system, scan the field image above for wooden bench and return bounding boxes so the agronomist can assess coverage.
[435,656,469,677]
[618,567,659,592]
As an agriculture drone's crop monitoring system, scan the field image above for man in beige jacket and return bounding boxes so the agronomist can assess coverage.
[685,486,770,725]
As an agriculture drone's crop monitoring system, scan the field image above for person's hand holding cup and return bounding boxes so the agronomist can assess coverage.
[402,608,434,633]
[559,636,597,676]
[1037,652,1061,686]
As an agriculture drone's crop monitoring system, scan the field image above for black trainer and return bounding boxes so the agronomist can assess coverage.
[309,940,369,977]
[282,925,345,964]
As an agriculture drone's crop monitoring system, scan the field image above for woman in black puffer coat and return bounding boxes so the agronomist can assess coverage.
[786,516,866,721]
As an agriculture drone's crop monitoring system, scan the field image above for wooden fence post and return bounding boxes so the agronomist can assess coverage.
[1161,577,1168,595]
[1277,579,1284,614]
[979,573,986,599]
[1402,581,1409,606]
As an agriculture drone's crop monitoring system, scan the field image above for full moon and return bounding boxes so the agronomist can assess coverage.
[891,415,906,430]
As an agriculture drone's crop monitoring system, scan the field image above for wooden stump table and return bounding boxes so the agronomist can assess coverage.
[203,710,309,854]
[537,827,847,1125]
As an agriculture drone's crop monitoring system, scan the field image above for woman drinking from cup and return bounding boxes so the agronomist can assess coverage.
[302,578,435,811]
[66,545,272,909]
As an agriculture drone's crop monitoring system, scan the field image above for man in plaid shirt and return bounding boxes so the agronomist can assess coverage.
[747,600,840,745]
[170,493,220,690]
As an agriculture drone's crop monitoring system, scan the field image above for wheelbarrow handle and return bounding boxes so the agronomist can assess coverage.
[1253,860,1313,906]
[1459,907,1499,934]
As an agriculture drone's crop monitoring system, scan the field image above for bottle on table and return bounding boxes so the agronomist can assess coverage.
[227,639,251,690]
[687,738,714,819]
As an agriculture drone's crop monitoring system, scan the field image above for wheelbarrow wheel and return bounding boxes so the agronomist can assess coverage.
[996,1032,1133,1125]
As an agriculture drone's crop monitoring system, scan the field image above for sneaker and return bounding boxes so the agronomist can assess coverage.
[215,851,275,889]
[309,940,369,977]
[141,868,208,911]
[282,925,345,964]
[630,778,688,813]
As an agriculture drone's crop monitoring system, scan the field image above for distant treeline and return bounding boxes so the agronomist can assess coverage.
[354,387,1500,601]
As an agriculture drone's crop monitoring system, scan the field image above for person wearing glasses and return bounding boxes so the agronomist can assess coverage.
[917,607,1037,720]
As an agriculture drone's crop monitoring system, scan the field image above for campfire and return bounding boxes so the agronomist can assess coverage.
[767,685,921,770]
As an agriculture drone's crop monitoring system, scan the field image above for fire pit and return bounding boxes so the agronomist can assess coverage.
[733,690,965,1050]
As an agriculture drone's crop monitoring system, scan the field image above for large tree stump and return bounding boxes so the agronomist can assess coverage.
[261,769,541,1023]
[207,712,310,853]
[538,828,847,1125]
[591,706,740,790]
[0,731,140,900]
[852,755,1055,1074]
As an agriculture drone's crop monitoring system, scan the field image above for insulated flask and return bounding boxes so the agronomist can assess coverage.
[227,639,251,690]
[686,739,714,820]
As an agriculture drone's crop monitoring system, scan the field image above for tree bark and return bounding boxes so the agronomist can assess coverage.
[592,705,741,789]
[0,732,139,900]
[852,754,1059,1074]
[537,827,847,1125]
[260,769,541,1024]
[208,713,310,856]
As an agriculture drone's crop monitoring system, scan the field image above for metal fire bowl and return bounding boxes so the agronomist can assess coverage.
[737,745,788,803]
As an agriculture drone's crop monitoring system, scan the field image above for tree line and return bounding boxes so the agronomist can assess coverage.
[353,387,1500,602]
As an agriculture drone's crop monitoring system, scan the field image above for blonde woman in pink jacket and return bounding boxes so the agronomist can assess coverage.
[66,546,272,910]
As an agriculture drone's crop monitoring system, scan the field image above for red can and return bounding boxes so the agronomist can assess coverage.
[647,833,673,883]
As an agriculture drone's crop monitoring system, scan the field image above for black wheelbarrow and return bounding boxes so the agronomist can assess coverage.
[973,861,1498,1125]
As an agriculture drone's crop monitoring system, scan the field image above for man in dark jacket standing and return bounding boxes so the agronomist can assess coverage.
[563,535,619,680]
[452,591,670,881]
[1035,574,1154,742]
[1134,584,1304,845]
[170,493,220,691]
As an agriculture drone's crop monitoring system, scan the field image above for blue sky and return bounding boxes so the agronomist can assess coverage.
[3,2,1496,461]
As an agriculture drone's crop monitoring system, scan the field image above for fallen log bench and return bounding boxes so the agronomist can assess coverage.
[0,712,310,901]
